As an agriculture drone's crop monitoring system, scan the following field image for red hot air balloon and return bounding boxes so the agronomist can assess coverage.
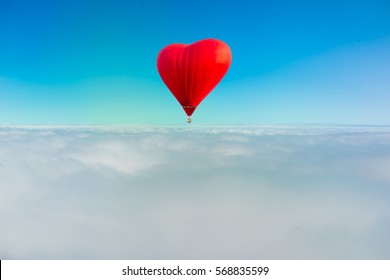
[157,38,232,123]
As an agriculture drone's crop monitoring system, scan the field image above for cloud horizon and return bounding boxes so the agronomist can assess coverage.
[1,125,389,259]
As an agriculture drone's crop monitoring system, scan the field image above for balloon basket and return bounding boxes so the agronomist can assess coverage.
[187,117,191,123]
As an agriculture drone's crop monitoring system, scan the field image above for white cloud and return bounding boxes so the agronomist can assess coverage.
[1,125,390,259]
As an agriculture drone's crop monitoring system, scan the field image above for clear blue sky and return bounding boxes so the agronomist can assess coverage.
[1,0,389,124]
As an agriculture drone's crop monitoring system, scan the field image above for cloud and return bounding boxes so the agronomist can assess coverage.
[1,125,390,259]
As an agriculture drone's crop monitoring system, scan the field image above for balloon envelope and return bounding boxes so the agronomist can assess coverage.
[157,38,232,117]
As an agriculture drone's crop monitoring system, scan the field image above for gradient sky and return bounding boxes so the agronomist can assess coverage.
[1,0,389,124]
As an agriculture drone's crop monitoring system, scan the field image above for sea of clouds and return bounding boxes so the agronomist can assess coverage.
[1,125,390,259]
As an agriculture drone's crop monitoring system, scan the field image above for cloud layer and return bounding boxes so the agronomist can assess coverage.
[1,125,390,259]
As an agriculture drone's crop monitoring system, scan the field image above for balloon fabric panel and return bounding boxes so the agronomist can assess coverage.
[157,39,232,117]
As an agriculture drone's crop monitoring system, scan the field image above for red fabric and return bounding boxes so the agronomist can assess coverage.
[157,38,232,117]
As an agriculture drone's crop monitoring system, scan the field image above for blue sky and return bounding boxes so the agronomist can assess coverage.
[0,0,389,124]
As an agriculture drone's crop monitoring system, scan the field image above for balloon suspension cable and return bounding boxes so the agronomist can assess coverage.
[187,116,192,123]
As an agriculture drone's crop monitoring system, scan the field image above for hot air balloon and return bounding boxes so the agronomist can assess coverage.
[157,38,232,123]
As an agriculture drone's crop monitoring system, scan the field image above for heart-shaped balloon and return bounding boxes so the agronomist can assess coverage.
[157,38,232,121]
